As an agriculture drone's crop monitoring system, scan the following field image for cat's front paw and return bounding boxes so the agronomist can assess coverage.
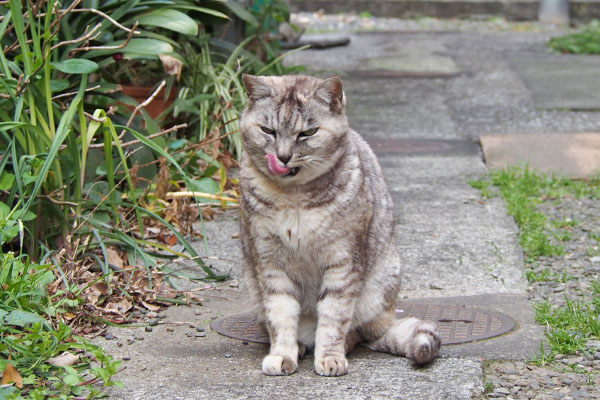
[262,354,298,376]
[314,354,348,376]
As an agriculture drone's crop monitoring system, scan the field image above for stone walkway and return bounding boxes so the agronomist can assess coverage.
[98,18,600,399]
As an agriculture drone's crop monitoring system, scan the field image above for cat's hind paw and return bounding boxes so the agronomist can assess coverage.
[409,323,441,365]
[262,354,297,376]
[314,354,348,377]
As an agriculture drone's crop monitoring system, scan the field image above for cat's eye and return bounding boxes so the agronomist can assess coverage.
[260,126,276,136]
[299,128,318,138]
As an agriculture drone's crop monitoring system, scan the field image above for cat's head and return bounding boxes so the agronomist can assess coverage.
[240,74,349,186]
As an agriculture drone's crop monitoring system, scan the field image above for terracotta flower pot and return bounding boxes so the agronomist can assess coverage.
[120,85,177,121]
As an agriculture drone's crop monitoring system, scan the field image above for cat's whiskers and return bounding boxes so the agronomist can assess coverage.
[301,155,332,170]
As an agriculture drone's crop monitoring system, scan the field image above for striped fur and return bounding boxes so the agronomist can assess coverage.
[239,75,440,376]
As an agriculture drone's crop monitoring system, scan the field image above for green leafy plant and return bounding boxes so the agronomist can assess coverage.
[0,252,123,398]
[549,20,600,54]
[0,0,220,269]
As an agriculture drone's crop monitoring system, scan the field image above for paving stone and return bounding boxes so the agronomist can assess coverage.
[480,133,600,179]
[510,55,600,110]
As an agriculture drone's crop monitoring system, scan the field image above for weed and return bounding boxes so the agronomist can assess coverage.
[0,252,122,397]
[532,342,552,366]
[526,268,554,283]
[552,218,579,229]
[587,246,600,257]
[525,268,573,283]
[474,167,600,369]
[549,20,600,54]
[468,178,497,198]
[487,168,564,259]
[484,380,493,393]
[534,296,600,358]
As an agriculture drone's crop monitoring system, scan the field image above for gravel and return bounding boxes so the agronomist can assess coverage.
[484,191,600,399]
[527,196,600,307]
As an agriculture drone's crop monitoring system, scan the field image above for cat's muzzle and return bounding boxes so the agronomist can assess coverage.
[286,167,300,177]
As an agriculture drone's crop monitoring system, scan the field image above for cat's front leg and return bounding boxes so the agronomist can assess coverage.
[261,267,300,376]
[314,262,359,377]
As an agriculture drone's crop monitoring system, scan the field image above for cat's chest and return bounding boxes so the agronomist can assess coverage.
[269,206,330,250]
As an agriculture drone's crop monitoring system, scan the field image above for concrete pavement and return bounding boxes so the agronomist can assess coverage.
[97,23,600,399]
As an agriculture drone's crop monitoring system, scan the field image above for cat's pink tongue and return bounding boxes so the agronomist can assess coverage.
[265,153,291,176]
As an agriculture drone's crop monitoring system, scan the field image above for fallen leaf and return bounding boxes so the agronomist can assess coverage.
[2,363,23,388]
[62,312,76,321]
[48,352,80,367]
[92,282,110,295]
[106,298,132,314]
[141,300,161,312]
[86,291,100,305]
[107,248,124,269]
[166,234,178,246]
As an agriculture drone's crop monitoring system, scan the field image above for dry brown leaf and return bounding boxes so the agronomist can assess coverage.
[107,249,124,269]
[48,352,80,367]
[92,282,110,295]
[141,300,161,312]
[106,298,132,314]
[156,157,171,200]
[166,235,178,246]
[146,227,161,235]
[86,291,100,305]
[2,363,23,388]
[62,312,76,321]
[159,54,183,80]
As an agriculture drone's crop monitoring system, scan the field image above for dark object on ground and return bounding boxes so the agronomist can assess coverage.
[281,36,351,49]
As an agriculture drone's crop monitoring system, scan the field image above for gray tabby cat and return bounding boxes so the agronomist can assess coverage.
[239,74,440,376]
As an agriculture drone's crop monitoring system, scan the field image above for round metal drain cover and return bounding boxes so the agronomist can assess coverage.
[210,303,515,345]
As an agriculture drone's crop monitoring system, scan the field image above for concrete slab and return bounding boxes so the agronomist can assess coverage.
[510,55,600,110]
[284,33,460,76]
[380,154,527,298]
[480,132,600,178]
[367,138,480,157]
[343,77,459,140]
[99,291,484,400]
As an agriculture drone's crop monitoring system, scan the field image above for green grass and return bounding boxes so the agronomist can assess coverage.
[472,167,600,367]
[548,20,600,54]
[534,291,600,361]
[525,268,554,283]
[469,168,564,259]
[526,267,573,284]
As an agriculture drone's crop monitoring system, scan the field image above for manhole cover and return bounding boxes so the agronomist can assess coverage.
[210,303,515,346]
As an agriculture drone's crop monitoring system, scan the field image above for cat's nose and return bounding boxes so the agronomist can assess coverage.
[277,154,291,164]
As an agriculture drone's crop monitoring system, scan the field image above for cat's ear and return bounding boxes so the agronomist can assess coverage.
[315,76,345,112]
[242,74,272,101]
